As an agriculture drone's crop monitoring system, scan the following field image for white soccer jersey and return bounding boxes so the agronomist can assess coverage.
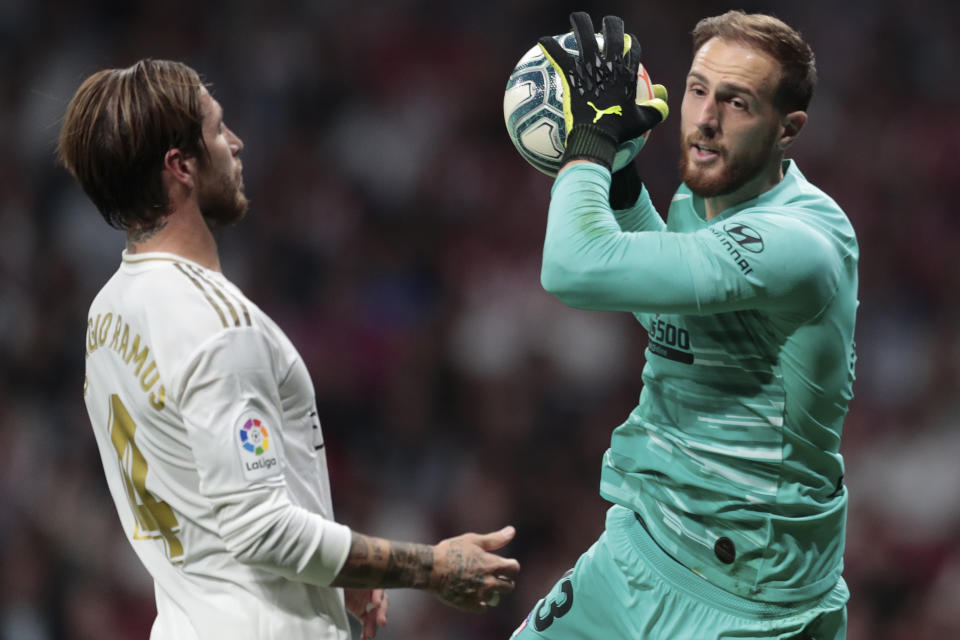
[83,251,353,639]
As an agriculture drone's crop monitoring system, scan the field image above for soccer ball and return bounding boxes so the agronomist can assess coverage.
[503,33,656,177]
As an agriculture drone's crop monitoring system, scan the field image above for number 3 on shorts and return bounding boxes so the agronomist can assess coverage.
[533,571,575,632]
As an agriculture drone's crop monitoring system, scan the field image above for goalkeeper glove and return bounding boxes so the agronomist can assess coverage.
[538,12,668,170]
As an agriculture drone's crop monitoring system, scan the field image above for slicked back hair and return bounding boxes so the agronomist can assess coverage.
[57,59,207,231]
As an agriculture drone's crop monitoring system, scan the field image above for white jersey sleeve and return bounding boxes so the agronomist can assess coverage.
[173,327,351,586]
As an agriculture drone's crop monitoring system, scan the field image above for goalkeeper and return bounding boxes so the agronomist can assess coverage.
[512,10,857,640]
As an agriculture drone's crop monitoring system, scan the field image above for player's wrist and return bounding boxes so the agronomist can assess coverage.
[426,544,446,592]
[562,124,618,170]
[609,162,643,209]
[396,541,435,590]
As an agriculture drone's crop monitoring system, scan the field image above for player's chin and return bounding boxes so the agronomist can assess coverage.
[203,199,249,228]
[681,159,724,195]
[685,174,721,198]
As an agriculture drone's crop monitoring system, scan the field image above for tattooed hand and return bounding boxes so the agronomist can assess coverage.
[428,526,520,613]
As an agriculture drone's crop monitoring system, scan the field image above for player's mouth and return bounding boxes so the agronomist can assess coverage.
[690,141,720,162]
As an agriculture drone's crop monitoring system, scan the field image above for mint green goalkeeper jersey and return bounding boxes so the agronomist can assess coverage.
[540,160,858,604]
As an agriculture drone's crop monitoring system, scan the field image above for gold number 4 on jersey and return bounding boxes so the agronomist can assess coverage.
[109,394,184,563]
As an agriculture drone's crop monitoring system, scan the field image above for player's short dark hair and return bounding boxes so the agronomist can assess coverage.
[692,11,817,113]
[57,59,207,232]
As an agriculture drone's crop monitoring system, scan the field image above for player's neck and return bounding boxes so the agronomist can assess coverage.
[126,204,222,272]
[704,157,784,221]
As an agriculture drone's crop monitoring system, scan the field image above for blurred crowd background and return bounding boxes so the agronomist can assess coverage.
[1,0,958,638]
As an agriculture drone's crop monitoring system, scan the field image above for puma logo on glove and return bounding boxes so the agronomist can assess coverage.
[587,102,623,123]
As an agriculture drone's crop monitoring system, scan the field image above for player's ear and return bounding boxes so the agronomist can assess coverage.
[778,110,806,151]
[162,147,197,189]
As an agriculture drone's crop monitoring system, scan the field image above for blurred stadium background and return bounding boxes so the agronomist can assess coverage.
[1,0,958,638]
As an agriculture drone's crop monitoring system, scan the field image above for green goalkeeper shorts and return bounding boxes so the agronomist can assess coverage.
[510,506,848,640]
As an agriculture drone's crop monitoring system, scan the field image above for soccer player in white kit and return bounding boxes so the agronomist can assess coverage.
[57,59,519,640]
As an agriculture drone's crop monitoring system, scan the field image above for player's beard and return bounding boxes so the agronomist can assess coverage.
[679,125,778,199]
[197,161,248,228]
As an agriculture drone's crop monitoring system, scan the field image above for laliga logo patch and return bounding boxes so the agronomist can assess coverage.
[239,418,269,455]
[237,417,280,480]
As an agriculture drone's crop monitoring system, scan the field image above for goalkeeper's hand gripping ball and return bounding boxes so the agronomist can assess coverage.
[536,11,668,170]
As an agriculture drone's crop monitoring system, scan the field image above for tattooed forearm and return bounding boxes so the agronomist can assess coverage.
[332,532,435,589]
[331,534,380,586]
